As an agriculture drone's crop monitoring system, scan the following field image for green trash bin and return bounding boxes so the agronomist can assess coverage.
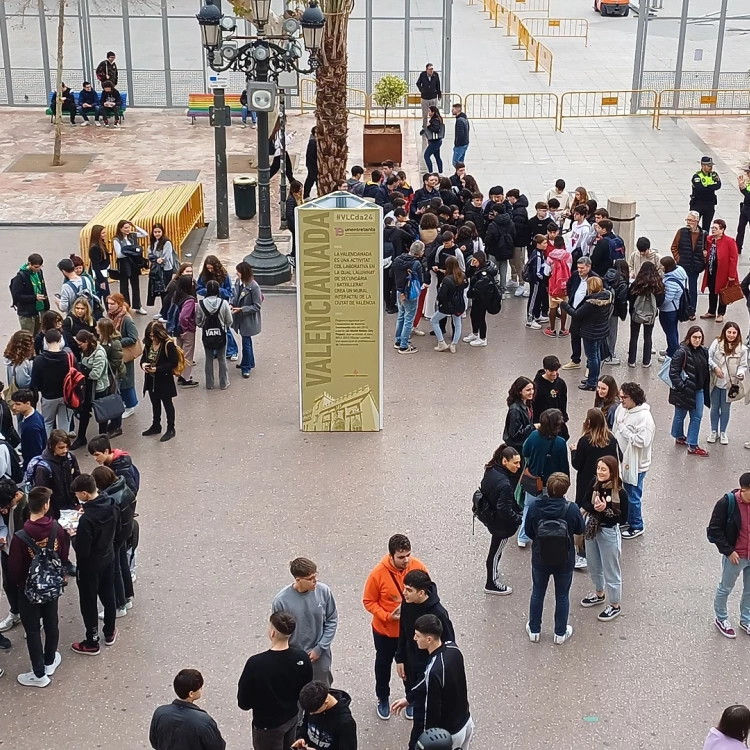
[233,176,257,220]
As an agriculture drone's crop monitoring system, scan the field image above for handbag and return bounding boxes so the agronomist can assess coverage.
[122,338,143,364]
[719,281,744,306]
[92,392,125,423]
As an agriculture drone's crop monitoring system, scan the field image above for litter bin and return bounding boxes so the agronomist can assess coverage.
[233,176,257,220]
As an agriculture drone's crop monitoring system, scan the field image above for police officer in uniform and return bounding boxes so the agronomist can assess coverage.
[736,165,750,255]
[690,156,721,232]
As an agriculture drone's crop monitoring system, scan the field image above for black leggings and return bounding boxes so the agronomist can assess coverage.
[470,300,487,338]
[269,153,294,182]
[303,170,318,199]
[628,320,654,366]
[148,391,175,430]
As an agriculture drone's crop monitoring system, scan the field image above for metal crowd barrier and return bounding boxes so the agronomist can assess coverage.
[464,92,559,121]
[520,18,589,46]
[653,88,750,129]
[557,90,658,131]
[499,0,550,16]
[365,93,462,123]
[79,184,205,266]
[299,78,370,119]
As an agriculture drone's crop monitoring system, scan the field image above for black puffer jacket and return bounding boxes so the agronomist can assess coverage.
[708,491,744,557]
[502,400,535,452]
[467,259,498,304]
[506,195,530,248]
[480,464,522,537]
[485,212,516,262]
[392,252,424,293]
[668,342,711,411]
[462,202,485,238]
[603,269,629,321]
[561,290,613,341]
[673,227,707,274]
[101,475,135,547]
[33,447,81,518]
[436,275,468,315]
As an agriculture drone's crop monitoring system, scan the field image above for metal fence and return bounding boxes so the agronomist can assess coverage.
[519,18,588,46]
[558,90,658,131]
[654,88,750,129]
[464,92,558,120]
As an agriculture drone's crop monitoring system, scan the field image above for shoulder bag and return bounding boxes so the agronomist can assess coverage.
[520,438,554,496]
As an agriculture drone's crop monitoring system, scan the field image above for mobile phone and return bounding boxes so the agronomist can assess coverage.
[54,293,61,299]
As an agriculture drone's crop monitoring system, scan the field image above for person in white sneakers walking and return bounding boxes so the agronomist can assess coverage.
[708,473,750,638]
[8,487,68,687]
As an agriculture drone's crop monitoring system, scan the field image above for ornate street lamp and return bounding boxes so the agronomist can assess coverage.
[197,0,325,286]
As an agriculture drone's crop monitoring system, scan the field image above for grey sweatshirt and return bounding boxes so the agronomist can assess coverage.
[271,583,338,657]
[196,296,233,330]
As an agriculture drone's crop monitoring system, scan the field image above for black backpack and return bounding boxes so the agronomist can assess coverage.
[0,438,23,484]
[472,487,495,532]
[200,300,226,350]
[449,282,466,315]
[676,279,692,323]
[536,503,572,567]
[16,523,65,604]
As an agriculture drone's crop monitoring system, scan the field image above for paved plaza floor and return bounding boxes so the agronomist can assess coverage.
[2,3,750,749]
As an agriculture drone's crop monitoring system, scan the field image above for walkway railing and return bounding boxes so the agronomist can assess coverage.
[520,17,589,46]
[300,78,370,119]
[653,88,750,129]
[464,92,559,121]
[557,90,658,131]
[499,0,550,15]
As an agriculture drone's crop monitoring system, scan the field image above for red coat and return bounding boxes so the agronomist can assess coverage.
[702,234,739,294]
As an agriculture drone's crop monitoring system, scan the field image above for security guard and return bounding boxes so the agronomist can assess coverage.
[737,165,750,255]
[690,156,721,231]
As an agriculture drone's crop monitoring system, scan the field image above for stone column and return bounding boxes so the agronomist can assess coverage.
[607,196,638,254]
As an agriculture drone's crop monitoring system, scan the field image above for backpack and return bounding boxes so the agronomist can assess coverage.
[707,493,736,545]
[472,487,495,531]
[536,503,571,567]
[65,277,104,319]
[383,235,395,269]
[522,254,539,284]
[549,256,572,298]
[16,522,65,604]
[165,301,183,337]
[0,438,23,484]
[24,455,51,488]
[632,292,657,326]
[169,339,186,377]
[485,275,503,316]
[199,300,227,350]
[62,351,86,410]
[606,234,626,262]
[449,282,466,315]
[676,279,692,323]
[405,261,422,301]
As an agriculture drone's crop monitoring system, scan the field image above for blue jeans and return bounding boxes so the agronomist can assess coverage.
[241,106,257,125]
[671,388,705,447]
[686,270,700,316]
[452,145,468,167]
[518,492,539,545]
[583,338,602,387]
[240,335,255,374]
[710,385,731,433]
[529,566,574,637]
[431,311,461,344]
[226,329,238,358]
[714,555,750,627]
[424,139,443,173]
[395,295,418,349]
[121,386,138,409]
[624,471,647,531]
[659,310,680,357]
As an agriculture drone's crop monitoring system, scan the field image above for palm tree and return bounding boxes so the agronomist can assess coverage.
[315,0,353,195]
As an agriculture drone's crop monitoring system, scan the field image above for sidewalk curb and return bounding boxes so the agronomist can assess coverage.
[0,221,87,227]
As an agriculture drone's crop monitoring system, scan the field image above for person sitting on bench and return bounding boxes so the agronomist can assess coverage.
[99,81,122,127]
[50,84,76,125]
[79,82,100,126]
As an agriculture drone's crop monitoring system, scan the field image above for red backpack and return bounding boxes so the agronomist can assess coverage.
[62,351,86,409]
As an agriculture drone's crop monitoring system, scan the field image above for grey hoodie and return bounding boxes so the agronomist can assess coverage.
[196,296,233,330]
[271,582,338,657]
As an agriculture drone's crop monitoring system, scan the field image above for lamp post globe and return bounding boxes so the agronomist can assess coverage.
[196,0,223,49]
[250,0,272,26]
[300,0,326,54]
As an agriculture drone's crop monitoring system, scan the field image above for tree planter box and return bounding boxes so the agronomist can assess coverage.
[363,124,402,166]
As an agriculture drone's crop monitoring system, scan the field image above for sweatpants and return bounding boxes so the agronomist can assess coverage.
[311,650,333,686]
[40,396,71,436]
[526,279,548,320]
[509,247,525,283]
[204,344,229,389]
[584,526,622,603]
[18,594,59,678]
[485,534,510,587]
[77,562,116,643]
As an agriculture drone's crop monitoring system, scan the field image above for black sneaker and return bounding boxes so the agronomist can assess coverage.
[0,633,11,650]
[597,605,621,622]
[142,425,161,436]
[159,429,176,443]
[180,379,199,389]
[581,592,606,608]
[484,583,513,596]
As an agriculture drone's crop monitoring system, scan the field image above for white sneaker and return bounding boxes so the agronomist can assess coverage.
[99,607,127,620]
[522,288,530,297]
[449,344,456,354]
[514,286,526,297]
[230,354,240,361]
[525,622,540,643]
[537,316,550,324]
[720,432,729,445]
[125,597,134,610]
[17,672,50,688]
[121,407,136,419]
[412,327,426,336]
[470,338,487,347]
[45,652,62,676]
[707,431,718,444]
[526,320,541,330]
[553,625,573,645]
[153,313,163,320]
[134,307,146,315]
[574,554,588,569]
[130,571,137,583]
[507,280,519,289]
[517,539,527,548]
[0,612,20,632]
[94,121,101,127]
[80,120,89,126]
[605,357,621,366]
[463,333,477,343]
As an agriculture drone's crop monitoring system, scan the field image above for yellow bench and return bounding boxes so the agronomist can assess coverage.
[79,184,205,268]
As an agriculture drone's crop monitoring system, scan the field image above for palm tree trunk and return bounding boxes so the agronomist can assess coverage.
[315,1,352,195]
[52,0,65,167]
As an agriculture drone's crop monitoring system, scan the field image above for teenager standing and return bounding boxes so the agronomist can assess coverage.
[140,321,179,442]
[231,263,263,379]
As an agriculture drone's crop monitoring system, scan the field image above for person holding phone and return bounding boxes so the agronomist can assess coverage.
[140,321,179,443]
[10,253,49,335]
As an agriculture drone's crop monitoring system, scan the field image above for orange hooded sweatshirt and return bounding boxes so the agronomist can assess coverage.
[363,555,428,638]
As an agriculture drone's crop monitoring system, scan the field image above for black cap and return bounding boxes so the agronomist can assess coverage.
[700,156,713,165]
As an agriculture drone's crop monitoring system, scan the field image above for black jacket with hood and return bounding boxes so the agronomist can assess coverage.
[395,582,456,674]
[149,700,226,750]
[524,493,585,571]
[502,400,534,452]
[708,490,745,557]
[506,195,530,248]
[33,447,80,518]
[603,268,629,321]
[462,202,486,238]
[479,464,522,538]
[299,689,357,750]
[74,493,120,569]
[10,266,50,318]
[436,275,468,315]
[532,370,569,438]
[392,252,424,294]
[561,289,613,341]
[420,642,471,735]
[467,259,498,305]
[101,475,135,547]
[31,349,70,400]
[484,211,516,262]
